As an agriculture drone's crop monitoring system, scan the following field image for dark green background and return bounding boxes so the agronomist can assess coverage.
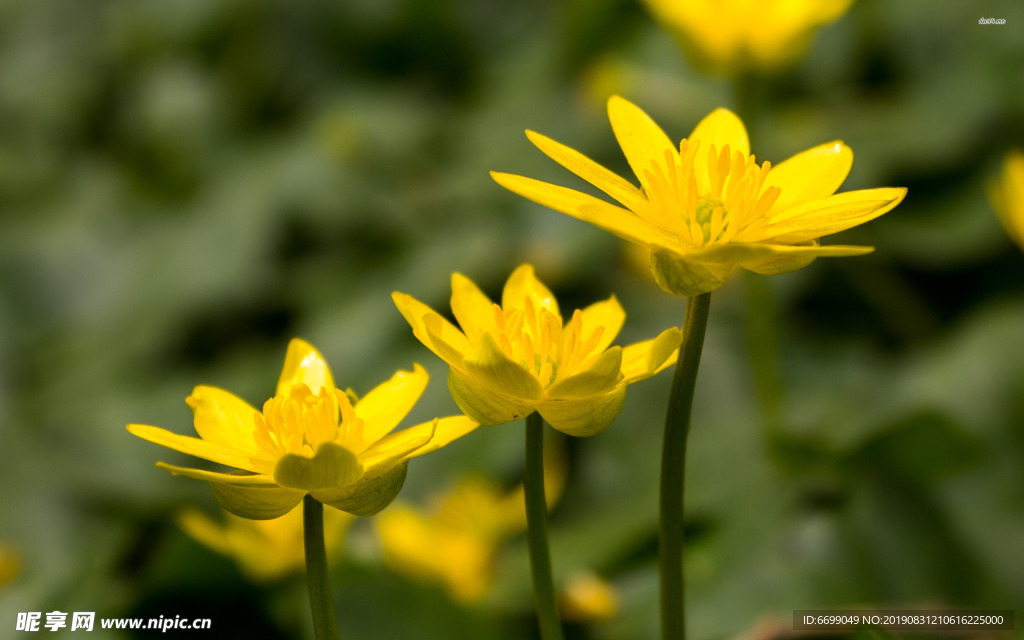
[1,0,1021,638]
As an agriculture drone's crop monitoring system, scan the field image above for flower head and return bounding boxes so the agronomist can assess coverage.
[128,338,478,519]
[179,504,354,582]
[393,265,681,435]
[641,0,853,72]
[989,150,1024,251]
[492,97,906,296]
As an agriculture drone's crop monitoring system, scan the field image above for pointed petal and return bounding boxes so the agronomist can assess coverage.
[156,462,278,485]
[760,187,906,243]
[354,364,429,444]
[405,416,480,458]
[763,141,853,212]
[273,442,364,492]
[462,333,544,401]
[547,347,623,398]
[650,248,733,296]
[186,386,260,455]
[451,273,497,341]
[502,264,559,318]
[128,424,260,472]
[740,243,874,275]
[210,480,305,520]
[526,129,650,214]
[277,338,334,396]
[579,295,625,354]
[314,461,408,517]
[491,172,674,248]
[607,95,677,196]
[392,292,470,365]
[537,387,627,437]
[620,327,682,382]
[448,369,536,426]
[359,419,435,469]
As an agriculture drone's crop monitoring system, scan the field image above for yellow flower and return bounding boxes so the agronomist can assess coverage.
[376,457,565,603]
[492,97,906,297]
[989,150,1024,250]
[641,0,853,72]
[392,264,681,436]
[179,504,354,583]
[128,338,479,519]
[559,571,620,623]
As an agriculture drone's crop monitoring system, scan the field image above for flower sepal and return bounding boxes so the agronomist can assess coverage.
[314,461,409,517]
[209,474,305,520]
[651,248,732,297]
[273,442,364,492]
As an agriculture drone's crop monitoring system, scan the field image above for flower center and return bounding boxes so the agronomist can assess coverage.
[252,384,362,468]
[644,139,780,248]
[488,299,605,387]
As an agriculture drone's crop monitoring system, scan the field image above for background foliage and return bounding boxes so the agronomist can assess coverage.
[1,0,1022,638]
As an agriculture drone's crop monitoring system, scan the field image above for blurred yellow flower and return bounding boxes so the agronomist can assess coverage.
[376,456,565,603]
[393,264,681,436]
[493,97,906,297]
[559,571,620,623]
[0,544,21,587]
[129,338,478,519]
[641,0,853,72]
[179,504,354,583]
[989,150,1024,250]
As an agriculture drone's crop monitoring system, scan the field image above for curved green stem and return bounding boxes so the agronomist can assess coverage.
[304,495,341,640]
[524,412,564,640]
[660,293,711,640]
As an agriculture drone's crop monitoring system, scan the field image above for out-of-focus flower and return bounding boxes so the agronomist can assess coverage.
[493,97,905,297]
[0,544,21,587]
[640,0,853,72]
[179,504,354,583]
[559,571,620,623]
[989,150,1024,251]
[129,339,478,519]
[393,264,681,436]
[376,454,566,603]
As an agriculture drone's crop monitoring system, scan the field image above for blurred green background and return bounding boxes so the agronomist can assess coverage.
[1,0,1022,638]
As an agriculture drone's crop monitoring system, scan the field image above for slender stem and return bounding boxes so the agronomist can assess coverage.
[303,495,341,640]
[524,412,564,640]
[660,293,712,640]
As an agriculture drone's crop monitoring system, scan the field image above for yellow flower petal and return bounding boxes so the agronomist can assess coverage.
[526,129,650,215]
[462,333,544,401]
[688,108,749,192]
[127,424,262,473]
[620,327,682,382]
[579,295,625,355]
[450,272,498,341]
[210,480,306,520]
[360,419,436,469]
[392,292,470,365]
[537,387,627,437]
[448,368,536,426]
[502,264,559,318]
[490,172,674,248]
[607,95,676,196]
[547,347,623,398]
[273,442,364,492]
[314,461,408,517]
[354,364,429,445]
[186,386,261,456]
[156,462,279,485]
[276,338,335,396]
[405,416,481,458]
[760,187,907,243]
[763,141,853,212]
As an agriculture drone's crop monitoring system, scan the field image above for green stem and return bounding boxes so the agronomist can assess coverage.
[660,293,711,640]
[304,495,341,640]
[524,412,564,640]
